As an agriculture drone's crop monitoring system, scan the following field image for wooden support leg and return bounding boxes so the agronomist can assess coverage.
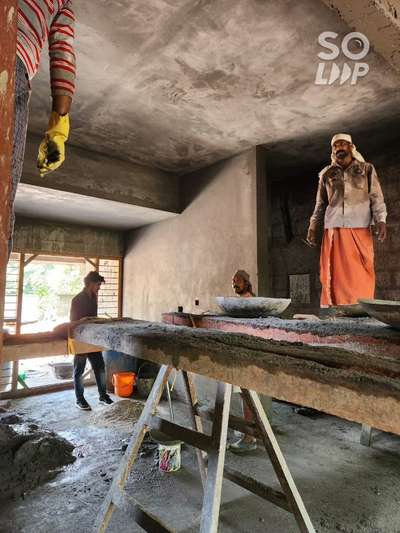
[11,360,19,392]
[260,394,273,420]
[360,424,373,447]
[93,365,172,533]
[241,388,315,533]
[200,382,232,533]
[182,371,207,487]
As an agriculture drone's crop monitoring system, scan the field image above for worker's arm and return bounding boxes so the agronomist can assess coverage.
[52,95,72,116]
[368,164,387,242]
[306,172,328,245]
[37,1,76,177]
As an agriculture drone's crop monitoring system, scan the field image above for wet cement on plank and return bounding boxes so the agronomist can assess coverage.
[72,321,400,402]
[173,313,400,340]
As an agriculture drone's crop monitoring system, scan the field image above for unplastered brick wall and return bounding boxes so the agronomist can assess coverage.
[270,150,400,308]
[373,151,400,301]
[270,171,321,310]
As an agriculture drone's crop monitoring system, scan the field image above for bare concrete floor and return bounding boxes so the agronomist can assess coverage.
[1,386,400,533]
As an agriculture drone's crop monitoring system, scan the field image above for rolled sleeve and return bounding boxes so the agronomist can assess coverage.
[309,174,328,229]
[368,164,387,224]
[49,1,76,97]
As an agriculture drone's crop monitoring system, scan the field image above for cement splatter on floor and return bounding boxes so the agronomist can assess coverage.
[90,399,144,428]
[1,387,400,532]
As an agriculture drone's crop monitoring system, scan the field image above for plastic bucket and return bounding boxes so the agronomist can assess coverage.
[158,442,181,473]
[112,372,136,397]
[103,350,140,392]
[136,363,157,398]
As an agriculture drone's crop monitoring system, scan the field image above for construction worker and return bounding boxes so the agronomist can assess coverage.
[229,270,258,454]
[306,133,387,308]
[9,0,76,257]
[70,272,113,410]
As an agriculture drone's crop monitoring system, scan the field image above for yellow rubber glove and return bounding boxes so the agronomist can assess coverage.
[37,111,70,177]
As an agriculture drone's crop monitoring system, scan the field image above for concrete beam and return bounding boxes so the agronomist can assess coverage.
[322,0,400,73]
[13,216,124,258]
[22,133,181,214]
[0,1,17,361]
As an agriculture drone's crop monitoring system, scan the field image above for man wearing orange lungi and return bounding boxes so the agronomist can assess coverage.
[306,133,387,308]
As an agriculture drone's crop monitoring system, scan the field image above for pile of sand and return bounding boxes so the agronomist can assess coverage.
[90,399,144,428]
[0,411,75,501]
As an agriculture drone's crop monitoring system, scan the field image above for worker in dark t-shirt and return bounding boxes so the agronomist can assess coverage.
[70,271,113,410]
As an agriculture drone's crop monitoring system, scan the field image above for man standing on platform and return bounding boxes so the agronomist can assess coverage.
[306,133,387,308]
[70,271,113,410]
[9,0,76,258]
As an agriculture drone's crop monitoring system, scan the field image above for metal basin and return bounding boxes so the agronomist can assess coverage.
[215,296,291,318]
[358,299,400,329]
[334,304,368,317]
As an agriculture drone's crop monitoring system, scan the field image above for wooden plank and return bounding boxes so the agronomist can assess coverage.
[93,365,172,533]
[112,490,173,533]
[15,253,24,334]
[118,257,123,318]
[149,416,213,453]
[23,253,38,267]
[360,424,373,447]
[3,339,102,361]
[85,258,97,269]
[72,321,400,435]
[200,382,232,533]
[11,360,19,392]
[0,0,18,362]
[182,371,207,486]
[0,379,95,400]
[223,466,290,512]
[241,389,315,533]
[197,405,260,438]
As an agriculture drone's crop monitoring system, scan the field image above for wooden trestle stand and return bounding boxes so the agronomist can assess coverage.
[94,365,315,533]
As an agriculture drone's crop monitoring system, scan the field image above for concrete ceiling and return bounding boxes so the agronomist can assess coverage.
[26,0,400,176]
[15,184,177,230]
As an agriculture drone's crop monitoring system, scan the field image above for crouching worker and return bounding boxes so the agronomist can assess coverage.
[70,271,113,410]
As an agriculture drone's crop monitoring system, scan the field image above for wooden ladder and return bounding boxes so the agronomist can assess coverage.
[93,365,316,533]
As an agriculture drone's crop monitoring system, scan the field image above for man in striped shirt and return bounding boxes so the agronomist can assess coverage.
[9,0,76,256]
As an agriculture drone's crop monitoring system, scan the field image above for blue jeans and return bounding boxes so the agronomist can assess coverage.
[74,352,107,402]
[9,57,31,258]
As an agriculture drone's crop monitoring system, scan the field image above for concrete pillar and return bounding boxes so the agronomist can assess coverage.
[249,146,272,296]
[0,1,17,360]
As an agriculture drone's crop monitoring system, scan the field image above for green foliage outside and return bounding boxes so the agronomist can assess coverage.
[23,263,85,322]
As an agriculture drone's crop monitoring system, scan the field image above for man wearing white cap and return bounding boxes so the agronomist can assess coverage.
[306,134,387,307]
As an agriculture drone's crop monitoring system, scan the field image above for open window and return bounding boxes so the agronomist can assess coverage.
[1,253,122,397]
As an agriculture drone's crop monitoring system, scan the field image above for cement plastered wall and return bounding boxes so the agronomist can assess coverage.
[123,150,260,322]
[270,147,400,307]
[13,217,124,258]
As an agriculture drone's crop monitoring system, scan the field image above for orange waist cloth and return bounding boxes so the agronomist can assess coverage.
[320,228,375,307]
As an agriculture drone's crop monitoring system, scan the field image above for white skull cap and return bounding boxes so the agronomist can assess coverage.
[331,133,352,146]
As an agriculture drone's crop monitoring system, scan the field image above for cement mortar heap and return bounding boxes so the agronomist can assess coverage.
[0,403,75,501]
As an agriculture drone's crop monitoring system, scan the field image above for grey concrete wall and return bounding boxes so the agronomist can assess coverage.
[123,150,262,322]
[13,217,124,258]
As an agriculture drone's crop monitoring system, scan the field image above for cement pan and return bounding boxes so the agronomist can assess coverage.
[215,296,291,318]
[334,304,368,317]
[358,299,400,329]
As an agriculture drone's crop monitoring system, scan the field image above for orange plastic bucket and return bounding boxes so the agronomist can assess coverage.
[112,372,136,397]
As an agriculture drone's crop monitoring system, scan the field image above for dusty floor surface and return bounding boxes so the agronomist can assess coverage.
[1,386,400,533]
